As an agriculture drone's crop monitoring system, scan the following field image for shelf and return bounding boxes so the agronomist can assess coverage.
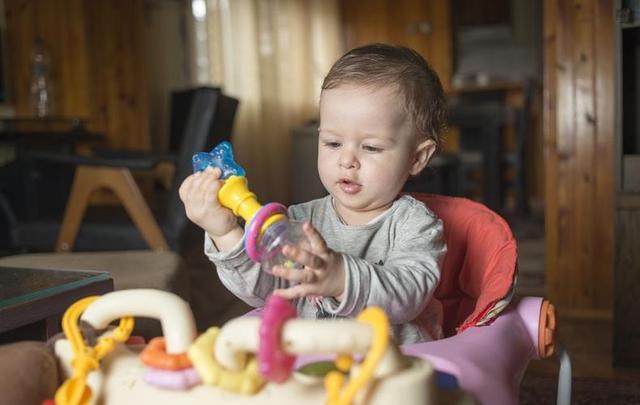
[621,21,640,29]
[623,155,640,192]
[617,191,640,209]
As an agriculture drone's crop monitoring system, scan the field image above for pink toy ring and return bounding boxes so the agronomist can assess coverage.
[258,294,297,382]
[143,366,202,390]
[245,202,288,262]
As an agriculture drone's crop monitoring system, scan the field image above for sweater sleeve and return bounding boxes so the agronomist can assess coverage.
[204,233,284,308]
[323,209,446,324]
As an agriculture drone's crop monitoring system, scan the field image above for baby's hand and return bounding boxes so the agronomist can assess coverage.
[178,167,238,238]
[271,223,345,300]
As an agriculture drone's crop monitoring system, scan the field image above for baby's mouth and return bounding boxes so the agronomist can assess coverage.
[338,178,362,194]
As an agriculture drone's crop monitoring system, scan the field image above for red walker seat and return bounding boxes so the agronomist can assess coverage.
[403,193,565,405]
[417,193,519,336]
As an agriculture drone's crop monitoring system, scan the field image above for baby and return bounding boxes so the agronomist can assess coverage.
[180,43,448,344]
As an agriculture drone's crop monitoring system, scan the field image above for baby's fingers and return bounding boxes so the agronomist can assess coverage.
[282,245,324,269]
[178,174,195,201]
[272,265,316,284]
[273,284,314,300]
[302,223,329,254]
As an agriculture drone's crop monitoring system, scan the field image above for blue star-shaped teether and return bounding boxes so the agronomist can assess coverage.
[192,141,246,179]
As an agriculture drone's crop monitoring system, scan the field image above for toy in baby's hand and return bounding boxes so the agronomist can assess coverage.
[192,141,246,179]
[192,141,308,272]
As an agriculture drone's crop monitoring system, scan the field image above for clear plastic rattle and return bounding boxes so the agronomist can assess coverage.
[193,141,308,273]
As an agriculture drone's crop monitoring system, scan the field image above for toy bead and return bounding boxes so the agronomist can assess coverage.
[143,367,202,390]
[245,203,288,262]
[258,295,297,383]
[140,337,192,370]
[187,327,266,394]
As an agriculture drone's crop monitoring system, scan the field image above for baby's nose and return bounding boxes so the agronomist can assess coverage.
[339,149,359,169]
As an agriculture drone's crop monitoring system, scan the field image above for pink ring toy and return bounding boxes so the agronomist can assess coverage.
[258,294,297,382]
[143,366,202,390]
[245,202,288,262]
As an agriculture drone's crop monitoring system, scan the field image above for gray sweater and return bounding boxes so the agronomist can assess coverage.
[204,194,446,344]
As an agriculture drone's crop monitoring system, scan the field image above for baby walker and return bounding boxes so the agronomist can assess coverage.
[50,142,572,405]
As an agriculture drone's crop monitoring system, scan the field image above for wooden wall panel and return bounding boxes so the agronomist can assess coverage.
[340,0,452,89]
[543,0,614,314]
[84,0,149,149]
[5,0,91,118]
[593,0,616,310]
[4,0,149,149]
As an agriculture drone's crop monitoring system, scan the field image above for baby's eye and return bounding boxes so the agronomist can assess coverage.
[362,145,383,153]
[322,141,341,149]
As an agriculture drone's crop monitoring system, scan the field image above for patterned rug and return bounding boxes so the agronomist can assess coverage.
[520,375,640,405]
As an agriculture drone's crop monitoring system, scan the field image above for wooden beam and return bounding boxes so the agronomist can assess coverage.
[543,0,614,312]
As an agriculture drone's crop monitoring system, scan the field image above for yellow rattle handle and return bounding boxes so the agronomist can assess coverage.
[217,175,286,237]
[218,176,261,221]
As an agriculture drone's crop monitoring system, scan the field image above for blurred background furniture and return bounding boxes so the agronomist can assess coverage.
[403,153,461,197]
[0,266,113,343]
[0,118,104,228]
[290,122,326,204]
[502,79,535,215]
[447,100,508,211]
[409,79,536,213]
[0,87,239,254]
[0,249,186,342]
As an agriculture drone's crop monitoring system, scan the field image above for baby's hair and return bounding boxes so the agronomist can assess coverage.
[322,43,447,150]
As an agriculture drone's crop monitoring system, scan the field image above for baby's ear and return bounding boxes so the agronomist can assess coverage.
[409,138,436,176]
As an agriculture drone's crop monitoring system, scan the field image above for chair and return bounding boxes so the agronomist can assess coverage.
[1,87,238,253]
[447,101,508,211]
[402,192,571,405]
[402,154,461,197]
[503,78,536,215]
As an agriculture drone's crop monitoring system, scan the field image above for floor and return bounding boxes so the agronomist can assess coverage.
[508,211,640,404]
[180,206,640,404]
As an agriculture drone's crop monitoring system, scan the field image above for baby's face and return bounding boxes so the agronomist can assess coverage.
[318,85,433,225]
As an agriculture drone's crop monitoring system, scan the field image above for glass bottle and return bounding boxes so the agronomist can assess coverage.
[29,38,55,117]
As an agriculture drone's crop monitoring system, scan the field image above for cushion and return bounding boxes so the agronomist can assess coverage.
[0,341,59,404]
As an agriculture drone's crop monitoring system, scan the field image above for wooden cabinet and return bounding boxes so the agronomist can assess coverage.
[614,193,640,366]
[4,0,149,150]
[614,1,640,367]
[340,0,452,89]
[545,0,640,366]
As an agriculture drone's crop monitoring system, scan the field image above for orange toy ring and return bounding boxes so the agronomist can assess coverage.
[140,337,192,370]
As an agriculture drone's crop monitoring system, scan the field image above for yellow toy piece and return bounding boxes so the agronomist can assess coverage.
[188,327,266,395]
[218,176,261,220]
[325,307,390,405]
[55,296,134,405]
[218,175,286,236]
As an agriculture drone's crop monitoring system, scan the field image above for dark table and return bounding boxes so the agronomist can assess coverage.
[0,117,105,222]
[0,266,113,343]
[0,117,106,152]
